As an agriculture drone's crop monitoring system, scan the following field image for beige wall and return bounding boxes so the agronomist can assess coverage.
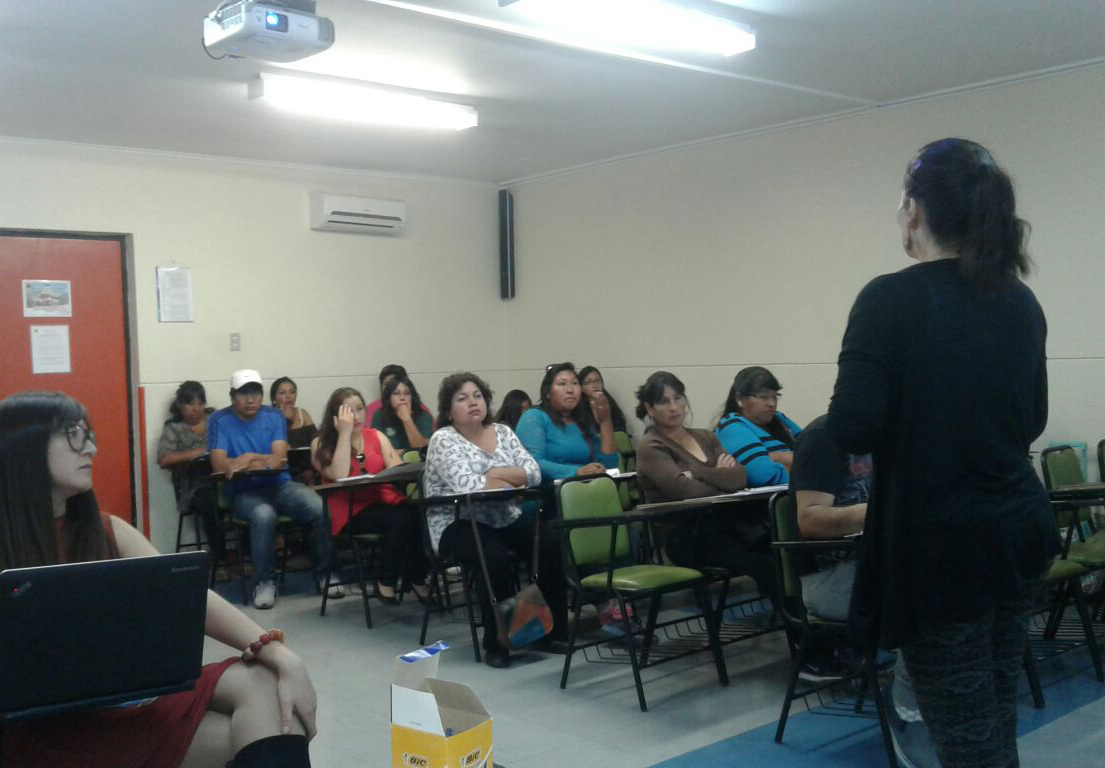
[0,139,500,550]
[2,63,1104,550]
[507,64,1105,474]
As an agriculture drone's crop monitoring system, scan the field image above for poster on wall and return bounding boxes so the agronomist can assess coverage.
[22,279,72,317]
[30,325,71,374]
[156,265,194,323]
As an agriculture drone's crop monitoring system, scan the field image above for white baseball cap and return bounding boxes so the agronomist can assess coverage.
[230,369,263,391]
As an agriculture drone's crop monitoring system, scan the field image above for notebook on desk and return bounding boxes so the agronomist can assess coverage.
[0,551,208,721]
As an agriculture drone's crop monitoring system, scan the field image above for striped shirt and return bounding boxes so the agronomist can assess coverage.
[715,411,802,486]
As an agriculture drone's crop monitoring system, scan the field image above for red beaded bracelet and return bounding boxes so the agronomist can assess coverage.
[241,628,285,662]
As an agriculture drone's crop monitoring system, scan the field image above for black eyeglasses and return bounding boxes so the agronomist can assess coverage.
[64,423,96,452]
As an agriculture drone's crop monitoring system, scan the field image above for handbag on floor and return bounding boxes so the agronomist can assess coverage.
[469,514,553,650]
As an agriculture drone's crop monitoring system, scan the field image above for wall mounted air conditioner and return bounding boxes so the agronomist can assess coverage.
[309,192,406,235]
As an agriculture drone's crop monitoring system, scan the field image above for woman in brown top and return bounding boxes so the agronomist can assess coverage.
[634,371,776,601]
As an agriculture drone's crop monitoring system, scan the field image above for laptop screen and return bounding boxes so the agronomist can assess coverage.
[0,551,208,720]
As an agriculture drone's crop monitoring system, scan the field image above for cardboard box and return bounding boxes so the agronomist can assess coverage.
[391,642,493,768]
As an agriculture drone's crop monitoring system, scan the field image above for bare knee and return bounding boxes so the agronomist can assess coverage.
[211,661,280,714]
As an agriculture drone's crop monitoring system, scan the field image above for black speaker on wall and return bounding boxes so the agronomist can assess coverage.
[499,189,515,299]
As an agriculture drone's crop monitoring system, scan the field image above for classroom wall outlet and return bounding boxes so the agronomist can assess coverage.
[229,332,241,351]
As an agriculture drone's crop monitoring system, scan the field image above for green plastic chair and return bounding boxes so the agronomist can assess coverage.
[613,431,639,509]
[1041,445,1105,567]
[555,475,728,711]
[767,493,896,765]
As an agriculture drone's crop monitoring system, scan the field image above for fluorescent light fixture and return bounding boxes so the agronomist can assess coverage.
[509,0,755,58]
[250,73,478,130]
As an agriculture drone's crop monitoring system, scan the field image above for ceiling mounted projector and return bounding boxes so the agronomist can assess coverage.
[203,1,334,62]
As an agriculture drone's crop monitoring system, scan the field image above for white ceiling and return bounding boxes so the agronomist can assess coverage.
[2,1,1104,183]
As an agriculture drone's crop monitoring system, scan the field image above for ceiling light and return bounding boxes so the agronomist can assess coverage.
[249,73,478,130]
[508,0,755,58]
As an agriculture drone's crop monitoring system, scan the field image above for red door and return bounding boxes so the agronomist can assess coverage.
[0,234,135,523]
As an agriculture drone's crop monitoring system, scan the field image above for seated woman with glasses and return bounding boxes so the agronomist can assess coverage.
[424,373,567,669]
[0,391,318,767]
[634,371,779,600]
[311,387,428,604]
[370,374,433,453]
[578,366,629,434]
[515,362,619,490]
[715,366,803,487]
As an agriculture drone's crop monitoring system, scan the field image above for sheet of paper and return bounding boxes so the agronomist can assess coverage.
[156,266,194,322]
[30,325,71,374]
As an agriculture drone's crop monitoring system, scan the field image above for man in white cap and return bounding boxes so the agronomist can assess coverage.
[208,369,337,609]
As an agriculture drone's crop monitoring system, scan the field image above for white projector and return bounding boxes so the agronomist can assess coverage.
[203,1,335,62]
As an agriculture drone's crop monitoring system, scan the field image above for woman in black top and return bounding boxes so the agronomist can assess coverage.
[826,139,1056,767]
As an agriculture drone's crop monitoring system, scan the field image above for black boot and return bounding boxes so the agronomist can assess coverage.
[227,734,311,768]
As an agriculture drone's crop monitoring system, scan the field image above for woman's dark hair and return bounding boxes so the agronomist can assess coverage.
[269,376,296,405]
[904,138,1031,294]
[314,387,365,470]
[537,362,598,434]
[437,373,494,429]
[634,371,687,421]
[379,375,426,431]
[493,389,531,430]
[721,366,782,417]
[0,391,109,570]
[379,364,407,387]
[578,365,627,432]
[168,380,207,422]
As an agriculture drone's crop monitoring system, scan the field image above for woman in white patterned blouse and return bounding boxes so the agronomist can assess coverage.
[424,372,568,669]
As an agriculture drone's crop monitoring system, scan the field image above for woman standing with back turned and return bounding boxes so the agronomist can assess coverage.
[826,139,1057,768]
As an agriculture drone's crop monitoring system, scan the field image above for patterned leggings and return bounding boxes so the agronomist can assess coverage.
[900,589,1037,768]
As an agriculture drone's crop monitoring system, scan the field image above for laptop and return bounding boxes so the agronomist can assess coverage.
[0,550,208,721]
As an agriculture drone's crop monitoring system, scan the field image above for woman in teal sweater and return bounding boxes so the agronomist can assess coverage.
[516,362,619,488]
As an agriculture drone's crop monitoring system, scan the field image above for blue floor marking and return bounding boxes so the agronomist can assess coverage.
[651,651,1105,768]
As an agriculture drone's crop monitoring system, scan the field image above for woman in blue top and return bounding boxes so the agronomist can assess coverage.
[516,362,619,488]
[715,366,803,486]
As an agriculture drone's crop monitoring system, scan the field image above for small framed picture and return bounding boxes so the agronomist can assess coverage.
[22,280,73,317]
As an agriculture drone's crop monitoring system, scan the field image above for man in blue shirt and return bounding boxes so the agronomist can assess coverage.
[209,369,334,609]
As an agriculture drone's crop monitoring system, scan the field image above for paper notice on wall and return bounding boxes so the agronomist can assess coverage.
[30,325,71,374]
[156,266,194,322]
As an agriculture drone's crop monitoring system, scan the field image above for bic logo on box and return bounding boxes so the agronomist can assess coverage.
[402,754,429,768]
[462,748,486,767]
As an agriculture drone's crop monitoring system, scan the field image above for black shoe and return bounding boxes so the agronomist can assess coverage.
[484,651,511,669]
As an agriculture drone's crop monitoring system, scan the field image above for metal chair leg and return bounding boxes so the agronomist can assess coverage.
[639,597,660,666]
[697,583,729,687]
[775,631,811,743]
[560,591,582,689]
[460,565,482,664]
[616,593,648,712]
[1023,642,1045,709]
[420,562,439,645]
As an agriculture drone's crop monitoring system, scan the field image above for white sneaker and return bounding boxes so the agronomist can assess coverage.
[321,573,345,599]
[253,580,276,610]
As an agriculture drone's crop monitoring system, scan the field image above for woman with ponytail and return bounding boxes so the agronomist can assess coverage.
[825,139,1055,767]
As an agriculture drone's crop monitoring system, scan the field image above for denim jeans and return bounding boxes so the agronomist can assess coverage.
[232,481,330,586]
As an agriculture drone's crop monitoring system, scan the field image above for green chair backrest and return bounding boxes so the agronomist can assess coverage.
[559,476,629,567]
[614,431,633,456]
[401,449,421,463]
[769,493,803,603]
[1042,445,1085,489]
